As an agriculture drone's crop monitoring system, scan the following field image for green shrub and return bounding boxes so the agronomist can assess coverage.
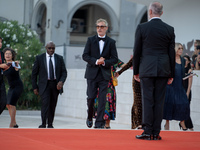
[0,20,44,109]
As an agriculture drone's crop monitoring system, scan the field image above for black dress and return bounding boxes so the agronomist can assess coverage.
[183,66,194,128]
[163,63,190,121]
[3,66,23,106]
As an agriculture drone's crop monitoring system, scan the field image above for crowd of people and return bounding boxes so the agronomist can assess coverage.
[0,1,199,141]
[0,39,67,128]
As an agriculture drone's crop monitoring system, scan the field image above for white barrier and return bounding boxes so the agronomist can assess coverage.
[56,69,200,131]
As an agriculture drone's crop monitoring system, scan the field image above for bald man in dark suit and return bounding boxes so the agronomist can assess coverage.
[32,41,67,128]
[133,2,175,140]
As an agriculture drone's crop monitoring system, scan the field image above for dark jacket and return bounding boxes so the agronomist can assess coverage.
[32,53,67,95]
[133,19,175,78]
[82,35,118,80]
[181,56,186,78]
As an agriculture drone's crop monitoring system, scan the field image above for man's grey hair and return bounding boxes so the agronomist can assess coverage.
[149,1,163,16]
[96,18,108,27]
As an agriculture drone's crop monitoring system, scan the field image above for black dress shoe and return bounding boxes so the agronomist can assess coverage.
[105,126,111,129]
[153,135,162,140]
[47,125,54,128]
[86,119,93,128]
[136,133,152,140]
[94,126,105,129]
[38,124,46,128]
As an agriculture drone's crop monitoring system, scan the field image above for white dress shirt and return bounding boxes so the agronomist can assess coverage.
[96,35,106,65]
[46,52,56,80]
[98,35,105,54]
[149,17,161,21]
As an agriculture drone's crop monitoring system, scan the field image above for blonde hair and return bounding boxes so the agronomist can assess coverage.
[194,39,200,49]
[175,43,182,53]
[96,18,108,27]
[195,39,200,45]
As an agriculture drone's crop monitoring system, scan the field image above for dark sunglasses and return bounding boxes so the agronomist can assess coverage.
[96,26,107,29]
[48,47,55,50]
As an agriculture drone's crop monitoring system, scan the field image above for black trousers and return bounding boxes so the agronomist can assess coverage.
[140,77,168,135]
[86,71,109,127]
[0,82,7,115]
[40,80,59,126]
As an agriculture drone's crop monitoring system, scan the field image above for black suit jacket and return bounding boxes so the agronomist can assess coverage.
[133,19,175,78]
[180,56,186,78]
[82,35,118,80]
[32,53,67,95]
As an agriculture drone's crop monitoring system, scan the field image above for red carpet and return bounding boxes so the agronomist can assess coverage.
[0,129,200,150]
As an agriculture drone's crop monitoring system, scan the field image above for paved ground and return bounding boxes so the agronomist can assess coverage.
[0,110,131,129]
[1,110,199,131]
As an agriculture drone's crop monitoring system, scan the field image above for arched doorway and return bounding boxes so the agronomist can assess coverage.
[140,11,147,23]
[70,4,111,45]
[135,6,147,26]
[67,0,119,46]
[31,2,47,45]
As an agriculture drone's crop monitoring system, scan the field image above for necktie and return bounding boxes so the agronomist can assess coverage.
[49,56,54,80]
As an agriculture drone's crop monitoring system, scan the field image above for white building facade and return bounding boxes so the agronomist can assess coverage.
[1,0,200,66]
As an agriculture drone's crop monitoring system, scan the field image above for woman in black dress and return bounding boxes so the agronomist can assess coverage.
[183,55,194,131]
[0,47,23,128]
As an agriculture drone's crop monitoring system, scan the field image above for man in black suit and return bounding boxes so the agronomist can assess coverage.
[32,41,67,128]
[82,18,118,128]
[133,2,175,140]
[0,36,7,115]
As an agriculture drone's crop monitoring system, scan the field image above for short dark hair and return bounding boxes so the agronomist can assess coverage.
[196,45,200,50]
[183,55,191,69]
[183,55,191,62]
[3,47,16,61]
[0,36,2,41]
